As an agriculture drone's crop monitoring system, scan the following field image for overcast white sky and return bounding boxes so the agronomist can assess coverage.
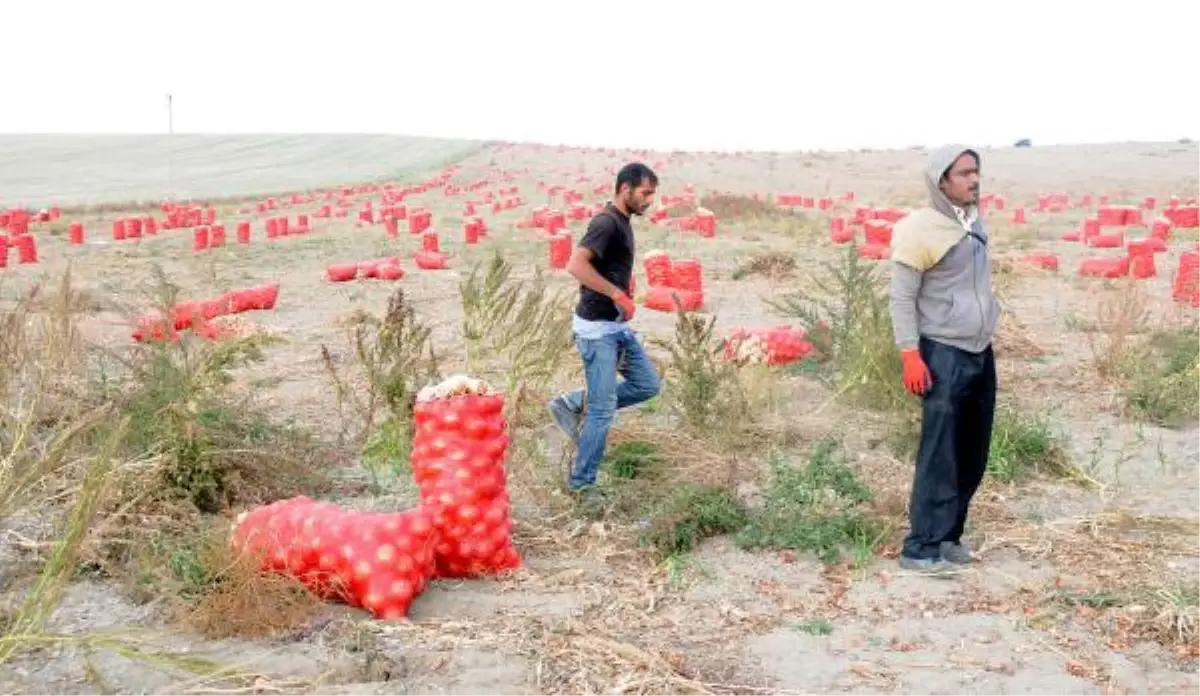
[4,0,1196,151]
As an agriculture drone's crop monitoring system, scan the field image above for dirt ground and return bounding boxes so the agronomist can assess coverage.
[1,139,1197,694]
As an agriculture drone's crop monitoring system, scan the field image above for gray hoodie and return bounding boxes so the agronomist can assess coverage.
[888,145,1001,354]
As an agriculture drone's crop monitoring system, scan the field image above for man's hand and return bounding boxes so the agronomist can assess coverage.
[612,290,636,322]
[900,349,932,396]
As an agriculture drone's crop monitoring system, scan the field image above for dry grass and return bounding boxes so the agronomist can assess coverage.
[698,193,783,220]
[168,523,324,640]
[1086,278,1155,378]
[731,251,797,281]
[0,272,130,662]
[992,299,1046,360]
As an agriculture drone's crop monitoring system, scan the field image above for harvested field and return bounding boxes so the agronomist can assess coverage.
[1,137,1197,695]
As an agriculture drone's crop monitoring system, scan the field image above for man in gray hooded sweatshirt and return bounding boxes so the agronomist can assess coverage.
[889,145,1001,574]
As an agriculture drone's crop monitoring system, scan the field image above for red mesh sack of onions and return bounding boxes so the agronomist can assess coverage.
[230,496,438,620]
[411,375,521,579]
[724,325,815,366]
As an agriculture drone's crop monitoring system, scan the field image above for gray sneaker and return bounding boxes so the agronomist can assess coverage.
[899,555,958,576]
[547,395,581,444]
[940,541,973,565]
[569,486,607,516]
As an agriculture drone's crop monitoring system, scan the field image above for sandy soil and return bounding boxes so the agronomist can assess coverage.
[0,138,1197,694]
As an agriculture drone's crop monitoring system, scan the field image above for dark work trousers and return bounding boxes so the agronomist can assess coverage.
[901,337,997,560]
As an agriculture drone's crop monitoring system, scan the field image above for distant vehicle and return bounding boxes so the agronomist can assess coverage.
[1014,138,1032,148]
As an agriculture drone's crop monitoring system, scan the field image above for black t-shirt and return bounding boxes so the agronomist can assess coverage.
[575,203,634,321]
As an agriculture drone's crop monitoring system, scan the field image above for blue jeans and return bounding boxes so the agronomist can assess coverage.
[561,329,660,489]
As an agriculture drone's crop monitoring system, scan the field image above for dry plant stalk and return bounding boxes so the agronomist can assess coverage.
[321,287,440,446]
[459,251,573,420]
[608,421,744,491]
[175,526,323,640]
[1086,278,1153,378]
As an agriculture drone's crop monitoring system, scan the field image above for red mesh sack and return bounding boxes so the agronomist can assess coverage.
[327,264,359,282]
[644,287,704,313]
[830,226,855,244]
[855,243,889,260]
[414,251,449,270]
[1129,253,1157,279]
[549,234,571,269]
[864,220,893,246]
[724,325,814,366]
[1127,239,1165,256]
[1164,206,1199,228]
[671,260,703,292]
[644,251,673,288]
[131,311,178,343]
[359,257,402,279]
[1172,251,1199,307]
[1088,233,1125,249]
[1078,257,1129,278]
[1019,254,1059,271]
[231,496,438,620]
[376,263,405,281]
[225,283,280,313]
[410,376,521,579]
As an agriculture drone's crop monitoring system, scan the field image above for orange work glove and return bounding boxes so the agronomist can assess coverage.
[612,290,636,322]
[900,349,932,396]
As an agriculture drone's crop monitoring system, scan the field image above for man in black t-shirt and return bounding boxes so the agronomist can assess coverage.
[547,163,661,507]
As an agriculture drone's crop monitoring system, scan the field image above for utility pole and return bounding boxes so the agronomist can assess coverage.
[166,93,175,201]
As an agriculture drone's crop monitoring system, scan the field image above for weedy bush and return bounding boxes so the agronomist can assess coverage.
[323,287,440,489]
[597,425,747,557]
[769,245,908,413]
[604,440,667,480]
[636,485,749,558]
[736,439,885,565]
[651,305,748,438]
[460,250,574,421]
[986,404,1075,483]
[626,438,886,565]
[64,274,338,621]
[102,332,327,514]
[1119,327,1199,428]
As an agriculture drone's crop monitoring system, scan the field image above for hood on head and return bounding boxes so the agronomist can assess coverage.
[925,144,980,220]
